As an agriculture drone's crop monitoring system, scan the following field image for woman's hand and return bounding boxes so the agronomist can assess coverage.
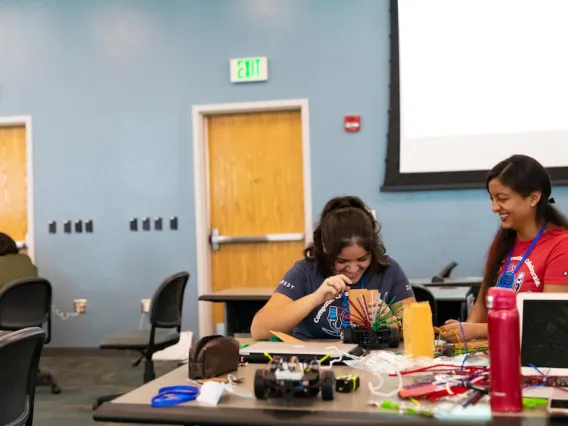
[367,300,383,319]
[439,320,482,342]
[366,299,388,318]
[312,274,352,306]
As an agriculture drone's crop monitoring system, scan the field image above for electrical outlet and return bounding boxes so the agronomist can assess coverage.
[141,298,151,314]
[73,299,87,314]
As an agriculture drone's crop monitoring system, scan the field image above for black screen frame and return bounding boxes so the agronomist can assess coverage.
[550,399,568,409]
[381,0,568,192]
[520,299,568,369]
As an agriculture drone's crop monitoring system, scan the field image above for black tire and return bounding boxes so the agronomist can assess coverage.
[388,325,400,348]
[321,370,335,401]
[254,370,267,399]
[341,327,353,343]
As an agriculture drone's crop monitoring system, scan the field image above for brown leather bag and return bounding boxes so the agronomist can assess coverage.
[188,335,240,380]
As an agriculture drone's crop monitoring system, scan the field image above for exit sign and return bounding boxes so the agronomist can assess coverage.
[230,57,268,83]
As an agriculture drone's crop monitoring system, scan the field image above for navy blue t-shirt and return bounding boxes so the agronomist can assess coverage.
[274,256,414,339]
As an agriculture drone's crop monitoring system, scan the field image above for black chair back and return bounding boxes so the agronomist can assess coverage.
[150,272,190,329]
[431,261,458,283]
[0,327,46,426]
[0,278,52,341]
[411,284,437,326]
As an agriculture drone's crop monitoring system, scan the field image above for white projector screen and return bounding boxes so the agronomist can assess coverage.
[383,0,568,190]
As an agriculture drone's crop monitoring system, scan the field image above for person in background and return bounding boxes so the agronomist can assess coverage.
[441,155,568,342]
[251,195,416,340]
[0,232,38,288]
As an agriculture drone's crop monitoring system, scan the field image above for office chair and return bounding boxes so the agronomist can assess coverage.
[460,286,480,321]
[93,271,190,410]
[0,277,61,394]
[0,327,46,426]
[411,284,438,326]
[431,261,458,283]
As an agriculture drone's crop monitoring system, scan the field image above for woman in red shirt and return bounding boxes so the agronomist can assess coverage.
[441,154,568,342]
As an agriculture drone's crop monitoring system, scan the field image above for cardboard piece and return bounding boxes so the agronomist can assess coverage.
[347,289,379,324]
[403,302,435,358]
[269,330,303,344]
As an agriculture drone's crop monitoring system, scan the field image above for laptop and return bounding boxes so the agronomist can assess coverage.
[239,341,362,364]
[517,292,568,377]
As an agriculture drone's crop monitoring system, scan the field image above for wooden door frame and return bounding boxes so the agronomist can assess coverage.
[192,99,313,338]
[0,115,35,262]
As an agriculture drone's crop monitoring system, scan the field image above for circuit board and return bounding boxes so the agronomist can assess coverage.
[435,340,489,357]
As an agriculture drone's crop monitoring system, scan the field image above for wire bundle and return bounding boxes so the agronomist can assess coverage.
[341,292,403,331]
[371,297,403,331]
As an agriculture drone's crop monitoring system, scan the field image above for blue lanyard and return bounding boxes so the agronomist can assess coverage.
[499,224,546,288]
[352,275,365,289]
[151,385,199,407]
[338,275,365,304]
[341,275,366,328]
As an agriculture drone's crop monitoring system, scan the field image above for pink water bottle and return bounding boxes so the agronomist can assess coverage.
[487,287,522,413]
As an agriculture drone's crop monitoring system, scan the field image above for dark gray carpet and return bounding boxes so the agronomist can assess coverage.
[35,354,178,426]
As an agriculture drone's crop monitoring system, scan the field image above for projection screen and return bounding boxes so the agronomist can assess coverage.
[382,0,568,191]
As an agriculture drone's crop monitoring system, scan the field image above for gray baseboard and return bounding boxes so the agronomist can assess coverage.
[42,347,136,357]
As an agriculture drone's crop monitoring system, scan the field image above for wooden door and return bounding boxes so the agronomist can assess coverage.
[208,110,305,326]
[0,125,28,244]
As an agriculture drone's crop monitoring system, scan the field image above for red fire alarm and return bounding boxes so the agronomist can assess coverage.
[344,115,361,132]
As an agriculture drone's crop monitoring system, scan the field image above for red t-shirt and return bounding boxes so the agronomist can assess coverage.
[497,229,568,293]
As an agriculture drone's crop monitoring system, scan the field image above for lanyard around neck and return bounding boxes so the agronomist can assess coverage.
[503,224,546,276]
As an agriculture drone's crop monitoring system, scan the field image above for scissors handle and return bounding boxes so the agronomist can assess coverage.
[159,385,199,395]
[151,385,200,407]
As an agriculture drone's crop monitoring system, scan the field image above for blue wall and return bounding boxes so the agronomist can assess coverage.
[1,0,567,346]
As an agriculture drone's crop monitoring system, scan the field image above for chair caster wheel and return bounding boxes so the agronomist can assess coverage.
[50,384,61,395]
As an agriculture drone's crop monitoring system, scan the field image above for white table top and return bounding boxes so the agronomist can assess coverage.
[200,284,473,302]
[428,286,471,302]
[93,345,552,425]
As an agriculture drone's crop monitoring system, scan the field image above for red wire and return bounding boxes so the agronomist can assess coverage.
[357,297,369,323]
[361,294,370,321]
[388,364,488,377]
[424,386,469,401]
[339,311,370,328]
[348,299,368,325]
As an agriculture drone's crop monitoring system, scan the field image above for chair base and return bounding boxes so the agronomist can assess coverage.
[93,354,156,410]
[93,393,125,410]
[37,369,61,394]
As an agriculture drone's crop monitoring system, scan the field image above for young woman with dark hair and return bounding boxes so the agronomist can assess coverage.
[0,232,38,289]
[441,154,568,342]
[251,196,416,340]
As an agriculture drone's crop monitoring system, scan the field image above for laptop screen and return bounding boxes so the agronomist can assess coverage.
[521,299,568,369]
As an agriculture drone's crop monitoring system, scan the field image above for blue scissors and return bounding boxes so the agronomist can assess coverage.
[151,385,199,407]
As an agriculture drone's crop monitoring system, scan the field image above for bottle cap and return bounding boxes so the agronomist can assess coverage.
[486,287,516,309]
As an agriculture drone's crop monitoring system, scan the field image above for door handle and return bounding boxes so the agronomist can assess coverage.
[209,228,304,251]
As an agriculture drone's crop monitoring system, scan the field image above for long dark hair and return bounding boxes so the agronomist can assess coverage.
[0,232,19,256]
[304,196,388,278]
[482,155,568,296]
